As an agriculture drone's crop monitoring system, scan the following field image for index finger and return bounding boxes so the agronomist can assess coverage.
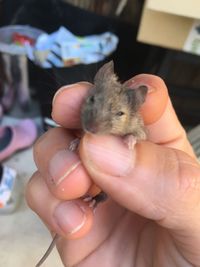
[52,82,92,129]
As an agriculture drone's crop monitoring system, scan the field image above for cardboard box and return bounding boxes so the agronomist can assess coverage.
[147,0,200,19]
[137,0,200,54]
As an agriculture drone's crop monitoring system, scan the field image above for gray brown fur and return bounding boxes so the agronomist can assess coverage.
[81,61,147,140]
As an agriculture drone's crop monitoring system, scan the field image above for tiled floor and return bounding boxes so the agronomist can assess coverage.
[0,111,63,266]
[0,146,63,267]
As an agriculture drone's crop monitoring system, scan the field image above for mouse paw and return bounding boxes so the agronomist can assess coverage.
[83,192,108,210]
[68,138,80,151]
[83,195,97,211]
[123,135,137,150]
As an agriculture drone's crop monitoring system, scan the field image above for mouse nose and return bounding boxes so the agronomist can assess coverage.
[86,123,98,134]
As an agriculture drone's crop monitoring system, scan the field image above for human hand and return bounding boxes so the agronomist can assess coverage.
[26,75,200,267]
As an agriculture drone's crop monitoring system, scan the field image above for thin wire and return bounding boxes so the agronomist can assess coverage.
[35,234,59,267]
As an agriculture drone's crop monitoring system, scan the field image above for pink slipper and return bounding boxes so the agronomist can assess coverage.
[0,119,37,161]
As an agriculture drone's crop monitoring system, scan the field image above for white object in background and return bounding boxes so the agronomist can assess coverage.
[184,20,200,55]
[0,165,20,214]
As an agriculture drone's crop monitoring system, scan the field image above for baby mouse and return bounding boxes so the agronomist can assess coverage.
[81,60,148,205]
[81,60,148,142]
[35,60,148,267]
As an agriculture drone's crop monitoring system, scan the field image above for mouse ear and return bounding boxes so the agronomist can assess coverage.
[125,85,148,111]
[94,60,115,82]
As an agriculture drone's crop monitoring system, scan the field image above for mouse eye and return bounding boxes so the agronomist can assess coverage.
[89,95,95,103]
[116,111,125,116]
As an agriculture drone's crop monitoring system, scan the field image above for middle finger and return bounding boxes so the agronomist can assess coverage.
[34,127,92,200]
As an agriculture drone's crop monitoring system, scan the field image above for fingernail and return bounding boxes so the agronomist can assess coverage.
[52,84,74,105]
[83,134,135,176]
[49,149,81,186]
[54,201,86,235]
[125,79,155,93]
[52,82,92,105]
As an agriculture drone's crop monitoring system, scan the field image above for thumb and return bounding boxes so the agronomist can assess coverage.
[80,134,200,230]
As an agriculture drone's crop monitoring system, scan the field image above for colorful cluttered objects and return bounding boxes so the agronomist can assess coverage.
[31,27,119,67]
[0,25,119,68]
[0,25,118,68]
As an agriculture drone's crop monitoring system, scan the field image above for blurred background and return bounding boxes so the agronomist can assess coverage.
[0,1,200,266]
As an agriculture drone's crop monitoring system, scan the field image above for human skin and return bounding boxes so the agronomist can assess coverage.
[26,75,200,267]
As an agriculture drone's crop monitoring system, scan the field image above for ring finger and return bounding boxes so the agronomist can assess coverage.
[26,171,93,239]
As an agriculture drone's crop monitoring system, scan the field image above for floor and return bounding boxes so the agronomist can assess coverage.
[0,105,63,266]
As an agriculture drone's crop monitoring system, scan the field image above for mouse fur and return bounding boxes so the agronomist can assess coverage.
[81,61,147,139]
